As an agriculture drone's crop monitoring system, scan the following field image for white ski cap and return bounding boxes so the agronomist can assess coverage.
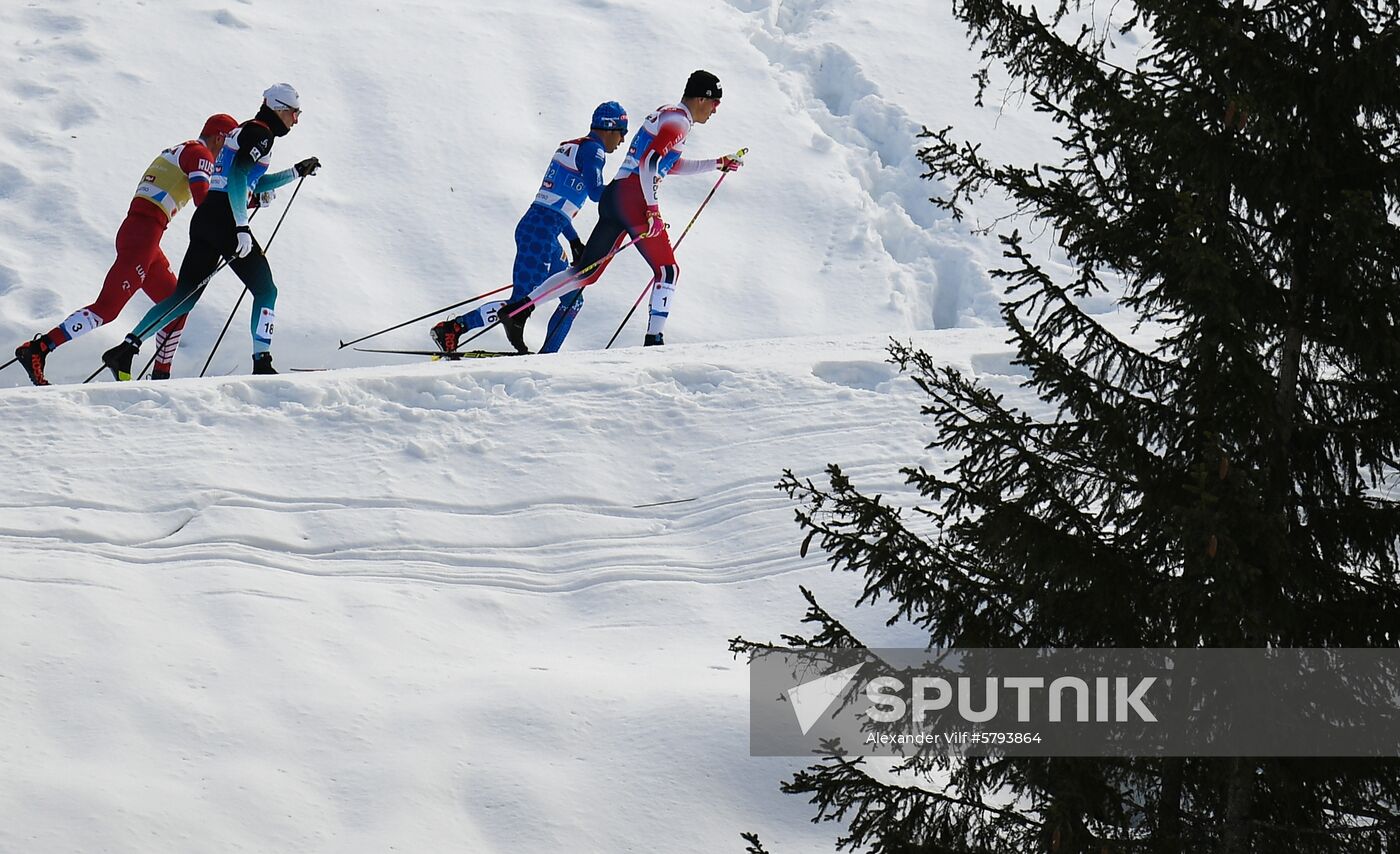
[263,83,300,112]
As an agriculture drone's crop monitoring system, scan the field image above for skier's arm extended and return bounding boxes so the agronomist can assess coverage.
[254,167,298,194]
[668,156,719,176]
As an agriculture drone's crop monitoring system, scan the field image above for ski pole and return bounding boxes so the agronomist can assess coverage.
[192,289,246,378]
[337,284,513,349]
[198,176,306,376]
[676,150,744,248]
[605,154,742,349]
[605,281,656,351]
[453,234,644,351]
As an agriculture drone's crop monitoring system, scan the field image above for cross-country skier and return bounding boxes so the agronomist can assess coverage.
[430,101,629,355]
[101,83,321,380]
[500,70,743,351]
[12,114,240,385]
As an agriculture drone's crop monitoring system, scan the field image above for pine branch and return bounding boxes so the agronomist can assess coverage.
[740,832,772,854]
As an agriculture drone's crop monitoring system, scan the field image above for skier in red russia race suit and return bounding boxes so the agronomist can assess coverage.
[12,113,240,385]
[500,70,744,351]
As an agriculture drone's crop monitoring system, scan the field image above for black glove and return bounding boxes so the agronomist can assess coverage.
[294,156,321,177]
[569,238,587,265]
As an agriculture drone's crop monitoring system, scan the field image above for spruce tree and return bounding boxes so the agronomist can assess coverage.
[734,2,1400,851]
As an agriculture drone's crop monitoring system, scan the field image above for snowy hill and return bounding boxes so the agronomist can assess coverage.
[0,0,1089,850]
[1,331,1045,852]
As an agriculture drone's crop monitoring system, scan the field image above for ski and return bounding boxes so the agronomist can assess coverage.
[353,347,525,360]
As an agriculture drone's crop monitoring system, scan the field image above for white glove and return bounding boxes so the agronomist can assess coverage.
[234,226,254,259]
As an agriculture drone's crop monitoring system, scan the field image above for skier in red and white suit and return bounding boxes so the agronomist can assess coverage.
[504,70,743,349]
[12,113,240,385]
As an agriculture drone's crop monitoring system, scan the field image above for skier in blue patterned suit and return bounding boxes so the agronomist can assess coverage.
[432,101,628,355]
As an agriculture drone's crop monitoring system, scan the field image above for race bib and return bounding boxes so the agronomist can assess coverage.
[480,300,507,327]
[256,307,276,342]
[62,308,103,339]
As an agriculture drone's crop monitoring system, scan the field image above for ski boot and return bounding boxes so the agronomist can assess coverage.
[644,333,665,347]
[431,318,465,353]
[15,335,53,386]
[150,367,171,380]
[252,352,278,375]
[499,300,534,355]
[101,335,141,381]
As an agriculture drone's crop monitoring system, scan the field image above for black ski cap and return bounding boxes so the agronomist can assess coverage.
[684,70,722,100]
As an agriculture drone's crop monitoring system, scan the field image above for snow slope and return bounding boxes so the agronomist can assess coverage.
[0,0,1108,850]
[0,331,1044,852]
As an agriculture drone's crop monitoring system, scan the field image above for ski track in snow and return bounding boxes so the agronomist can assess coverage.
[725,0,998,329]
[0,473,821,592]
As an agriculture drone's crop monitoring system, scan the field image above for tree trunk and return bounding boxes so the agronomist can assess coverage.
[1156,758,1184,853]
[1219,757,1256,854]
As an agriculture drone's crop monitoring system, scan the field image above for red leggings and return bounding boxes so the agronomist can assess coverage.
[95,205,179,316]
[574,176,679,288]
[49,203,187,369]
